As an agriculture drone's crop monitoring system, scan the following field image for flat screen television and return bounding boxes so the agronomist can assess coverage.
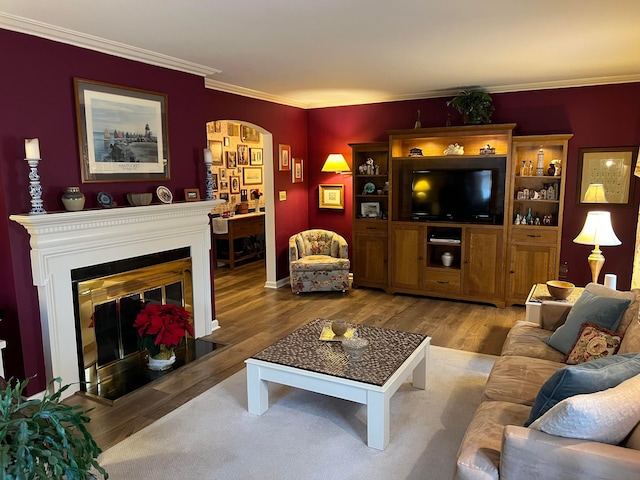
[411,168,504,223]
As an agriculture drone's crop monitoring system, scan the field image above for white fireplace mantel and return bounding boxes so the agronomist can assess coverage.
[11,200,222,397]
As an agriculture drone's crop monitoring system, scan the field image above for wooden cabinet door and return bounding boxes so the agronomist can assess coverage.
[507,244,557,301]
[389,224,424,290]
[353,232,388,288]
[463,227,503,299]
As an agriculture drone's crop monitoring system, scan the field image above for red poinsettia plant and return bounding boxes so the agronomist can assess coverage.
[133,302,194,358]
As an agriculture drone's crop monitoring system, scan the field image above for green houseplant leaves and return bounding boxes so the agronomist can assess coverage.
[447,90,495,125]
[0,377,108,479]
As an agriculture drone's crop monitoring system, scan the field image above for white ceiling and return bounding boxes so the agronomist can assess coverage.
[2,0,640,108]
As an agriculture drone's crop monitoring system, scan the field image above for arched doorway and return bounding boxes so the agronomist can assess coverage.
[205,120,276,288]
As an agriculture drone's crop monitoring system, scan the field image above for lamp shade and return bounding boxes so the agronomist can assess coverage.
[582,183,608,203]
[573,211,621,247]
[321,154,350,173]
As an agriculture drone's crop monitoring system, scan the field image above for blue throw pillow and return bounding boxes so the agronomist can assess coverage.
[524,353,640,427]
[544,290,630,354]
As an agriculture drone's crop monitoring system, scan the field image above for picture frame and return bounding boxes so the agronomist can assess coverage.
[184,188,201,202]
[279,144,291,171]
[243,167,263,185]
[250,148,263,166]
[577,146,639,205]
[211,173,218,191]
[226,151,237,168]
[208,140,223,166]
[227,123,239,137]
[237,144,249,165]
[74,78,169,183]
[360,202,381,218]
[220,181,228,190]
[318,184,344,210]
[241,125,261,143]
[292,157,304,183]
[230,176,240,194]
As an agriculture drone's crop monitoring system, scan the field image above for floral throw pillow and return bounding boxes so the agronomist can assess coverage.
[563,322,623,365]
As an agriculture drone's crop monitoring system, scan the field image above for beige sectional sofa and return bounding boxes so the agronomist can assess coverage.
[456,283,640,480]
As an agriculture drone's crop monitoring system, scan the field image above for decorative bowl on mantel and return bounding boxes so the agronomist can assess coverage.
[127,193,152,206]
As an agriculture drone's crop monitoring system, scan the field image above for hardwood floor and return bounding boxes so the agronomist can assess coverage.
[67,260,526,451]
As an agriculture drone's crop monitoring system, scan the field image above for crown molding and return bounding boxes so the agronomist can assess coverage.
[205,78,310,109]
[0,12,221,77]
[208,72,640,109]
[3,12,639,108]
[484,74,640,94]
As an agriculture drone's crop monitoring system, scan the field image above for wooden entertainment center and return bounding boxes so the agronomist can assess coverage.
[351,124,572,307]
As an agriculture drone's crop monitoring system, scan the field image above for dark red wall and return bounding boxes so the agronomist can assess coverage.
[307,84,640,290]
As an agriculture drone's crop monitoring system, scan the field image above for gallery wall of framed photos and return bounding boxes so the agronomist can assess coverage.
[206,120,265,215]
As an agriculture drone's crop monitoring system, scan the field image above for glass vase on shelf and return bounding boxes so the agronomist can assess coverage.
[520,160,528,177]
[525,208,533,225]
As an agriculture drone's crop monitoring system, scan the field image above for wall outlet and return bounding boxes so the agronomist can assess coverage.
[279,191,287,201]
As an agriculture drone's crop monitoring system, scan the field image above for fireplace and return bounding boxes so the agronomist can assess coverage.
[11,200,222,399]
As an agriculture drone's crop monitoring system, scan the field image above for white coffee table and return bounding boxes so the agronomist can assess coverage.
[245,319,430,450]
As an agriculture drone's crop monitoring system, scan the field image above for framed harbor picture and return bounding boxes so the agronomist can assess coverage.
[74,78,169,183]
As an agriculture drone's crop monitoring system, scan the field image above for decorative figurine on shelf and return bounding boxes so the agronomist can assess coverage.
[443,143,464,155]
[547,184,556,200]
[551,159,562,176]
[520,160,529,177]
[535,148,545,176]
[547,162,556,176]
[359,157,378,174]
[414,109,422,129]
[479,144,496,155]
[525,208,533,225]
[409,147,423,157]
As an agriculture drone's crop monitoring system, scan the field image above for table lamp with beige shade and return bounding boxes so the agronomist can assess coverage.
[573,211,621,283]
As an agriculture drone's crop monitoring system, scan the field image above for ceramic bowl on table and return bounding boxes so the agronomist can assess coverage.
[546,280,575,300]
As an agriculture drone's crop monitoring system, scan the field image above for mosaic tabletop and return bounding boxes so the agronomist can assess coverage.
[529,283,584,304]
[251,318,428,386]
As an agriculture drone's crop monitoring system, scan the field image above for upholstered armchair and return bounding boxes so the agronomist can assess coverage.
[289,229,350,293]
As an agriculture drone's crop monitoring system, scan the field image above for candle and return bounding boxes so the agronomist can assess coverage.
[203,148,213,164]
[25,138,41,159]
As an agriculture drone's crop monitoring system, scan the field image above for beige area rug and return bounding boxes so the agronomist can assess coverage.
[99,346,495,480]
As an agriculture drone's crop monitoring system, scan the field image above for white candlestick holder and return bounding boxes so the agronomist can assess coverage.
[26,157,46,215]
[204,159,214,200]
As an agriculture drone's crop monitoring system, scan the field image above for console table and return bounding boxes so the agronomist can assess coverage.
[210,212,265,269]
